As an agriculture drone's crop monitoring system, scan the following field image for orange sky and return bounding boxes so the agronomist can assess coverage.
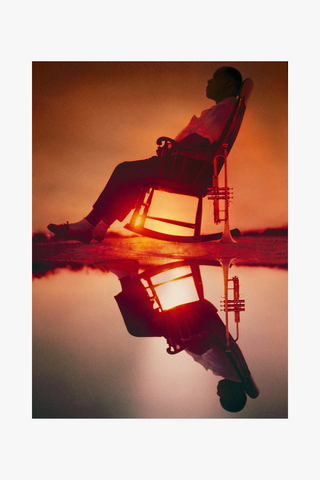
[32,61,288,234]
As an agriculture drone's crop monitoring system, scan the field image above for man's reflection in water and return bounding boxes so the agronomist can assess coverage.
[111,261,259,413]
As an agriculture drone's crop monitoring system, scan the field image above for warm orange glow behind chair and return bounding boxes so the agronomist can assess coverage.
[125,78,254,242]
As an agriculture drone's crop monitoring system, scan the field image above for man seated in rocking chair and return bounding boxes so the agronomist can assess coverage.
[47,67,243,243]
[112,265,259,413]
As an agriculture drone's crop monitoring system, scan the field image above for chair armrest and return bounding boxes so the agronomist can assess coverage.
[156,136,181,149]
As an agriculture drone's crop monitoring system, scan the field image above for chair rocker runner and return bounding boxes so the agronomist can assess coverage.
[124,78,254,243]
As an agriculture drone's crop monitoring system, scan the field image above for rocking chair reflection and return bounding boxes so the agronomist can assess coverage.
[124,78,254,242]
[134,259,258,398]
[137,259,219,354]
[137,259,243,354]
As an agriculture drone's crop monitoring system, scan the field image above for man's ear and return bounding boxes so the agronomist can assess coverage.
[224,78,234,89]
[224,79,237,95]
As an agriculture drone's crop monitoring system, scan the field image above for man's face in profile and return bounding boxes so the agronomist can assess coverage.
[206,68,230,101]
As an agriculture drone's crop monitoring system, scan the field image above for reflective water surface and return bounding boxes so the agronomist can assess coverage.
[32,261,287,418]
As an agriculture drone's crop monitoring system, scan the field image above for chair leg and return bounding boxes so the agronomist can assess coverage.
[129,187,154,230]
[194,197,202,239]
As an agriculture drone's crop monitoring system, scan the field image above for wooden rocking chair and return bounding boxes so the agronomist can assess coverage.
[124,78,254,242]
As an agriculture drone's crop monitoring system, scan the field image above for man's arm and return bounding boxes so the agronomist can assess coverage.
[178,133,211,147]
[176,134,215,160]
[157,134,215,161]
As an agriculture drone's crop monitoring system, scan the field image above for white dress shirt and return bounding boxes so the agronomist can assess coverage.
[175,97,237,144]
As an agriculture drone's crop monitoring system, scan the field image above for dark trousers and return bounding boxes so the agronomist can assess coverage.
[92,156,213,226]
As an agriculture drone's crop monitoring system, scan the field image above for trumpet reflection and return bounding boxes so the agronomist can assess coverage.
[111,258,259,413]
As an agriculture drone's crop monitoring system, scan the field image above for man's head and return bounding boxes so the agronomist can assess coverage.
[206,67,243,103]
[217,379,247,412]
